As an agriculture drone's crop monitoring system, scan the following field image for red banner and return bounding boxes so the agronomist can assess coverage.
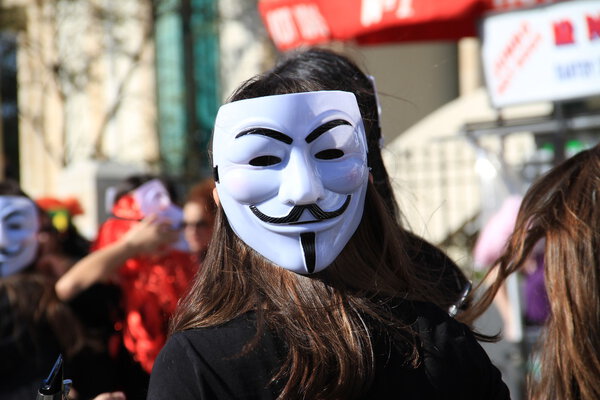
[258,0,564,50]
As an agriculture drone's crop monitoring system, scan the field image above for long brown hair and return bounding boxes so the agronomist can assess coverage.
[463,144,600,400]
[171,182,448,399]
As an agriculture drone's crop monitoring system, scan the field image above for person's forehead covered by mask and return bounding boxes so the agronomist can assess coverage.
[0,196,40,277]
[212,91,369,274]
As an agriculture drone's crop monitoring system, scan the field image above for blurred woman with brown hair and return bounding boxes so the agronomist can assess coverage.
[463,143,600,400]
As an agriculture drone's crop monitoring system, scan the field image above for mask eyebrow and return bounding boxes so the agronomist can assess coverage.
[305,119,352,144]
[235,128,293,144]
[2,210,26,220]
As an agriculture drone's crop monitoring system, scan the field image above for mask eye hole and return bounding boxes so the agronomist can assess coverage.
[249,155,282,166]
[315,149,344,160]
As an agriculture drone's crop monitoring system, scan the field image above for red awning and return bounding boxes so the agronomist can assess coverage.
[258,0,564,50]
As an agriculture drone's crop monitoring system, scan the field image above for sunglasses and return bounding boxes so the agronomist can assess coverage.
[182,220,210,230]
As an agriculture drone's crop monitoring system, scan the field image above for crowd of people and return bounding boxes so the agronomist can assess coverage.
[0,175,216,399]
[1,47,598,400]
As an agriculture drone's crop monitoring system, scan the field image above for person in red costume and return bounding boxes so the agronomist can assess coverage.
[56,175,199,399]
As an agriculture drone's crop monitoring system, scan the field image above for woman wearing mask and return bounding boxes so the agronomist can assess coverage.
[148,49,508,400]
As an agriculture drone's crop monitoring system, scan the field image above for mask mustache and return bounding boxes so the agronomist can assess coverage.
[249,195,351,224]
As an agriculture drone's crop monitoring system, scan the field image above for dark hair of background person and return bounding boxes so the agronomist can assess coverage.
[36,197,91,274]
[462,144,600,400]
[234,48,469,313]
[0,179,29,198]
[54,217,90,260]
[171,49,476,399]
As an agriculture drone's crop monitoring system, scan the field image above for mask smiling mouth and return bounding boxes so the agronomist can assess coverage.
[249,195,351,225]
[0,245,24,259]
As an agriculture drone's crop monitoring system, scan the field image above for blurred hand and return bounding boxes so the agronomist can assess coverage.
[91,392,126,400]
[122,214,179,256]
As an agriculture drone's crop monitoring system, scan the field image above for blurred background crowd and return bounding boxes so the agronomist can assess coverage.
[1,0,599,399]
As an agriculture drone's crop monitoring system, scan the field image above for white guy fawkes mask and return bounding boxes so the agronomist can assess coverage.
[212,91,369,274]
[132,179,189,252]
[0,196,40,277]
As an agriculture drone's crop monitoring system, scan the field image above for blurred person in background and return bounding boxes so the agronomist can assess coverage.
[56,174,198,399]
[34,196,91,278]
[0,179,120,400]
[182,178,216,261]
[463,143,600,400]
[473,195,549,343]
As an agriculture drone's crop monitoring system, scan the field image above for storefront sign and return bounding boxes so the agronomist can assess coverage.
[481,0,600,108]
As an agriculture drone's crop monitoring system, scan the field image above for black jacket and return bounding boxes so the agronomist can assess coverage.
[148,301,510,399]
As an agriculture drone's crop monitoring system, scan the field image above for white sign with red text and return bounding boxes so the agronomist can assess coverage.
[481,0,600,108]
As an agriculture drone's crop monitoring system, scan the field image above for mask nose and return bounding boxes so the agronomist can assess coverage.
[278,151,324,205]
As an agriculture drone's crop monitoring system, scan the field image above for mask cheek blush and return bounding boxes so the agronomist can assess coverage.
[318,158,368,193]
[221,168,279,204]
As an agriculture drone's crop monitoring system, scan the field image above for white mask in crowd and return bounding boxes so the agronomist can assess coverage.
[132,179,189,252]
[0,196,40,277]
[212,91,369,274]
